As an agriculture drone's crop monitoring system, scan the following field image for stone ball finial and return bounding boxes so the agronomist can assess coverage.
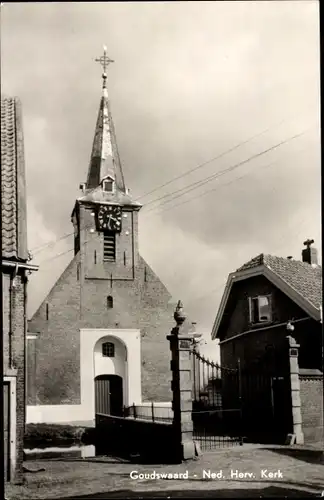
[174,300,186,326]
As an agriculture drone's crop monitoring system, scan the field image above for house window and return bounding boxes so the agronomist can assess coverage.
[249,295,272,324]
[102,342,115,357]
[103,179,114,193]
[103,232,116,262]
[107,295,113,309]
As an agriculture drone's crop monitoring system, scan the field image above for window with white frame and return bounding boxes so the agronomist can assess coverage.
[249,295,272,324]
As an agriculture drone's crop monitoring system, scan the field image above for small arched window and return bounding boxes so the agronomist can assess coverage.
[102,342,115,358]
[107,295,113,309]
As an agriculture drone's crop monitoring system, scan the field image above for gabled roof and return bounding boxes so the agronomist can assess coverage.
[237,254,322,310]
[212,253,322,340]
[1,97,28,261]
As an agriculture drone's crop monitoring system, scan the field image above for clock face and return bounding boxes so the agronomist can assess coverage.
[97,205,122,232]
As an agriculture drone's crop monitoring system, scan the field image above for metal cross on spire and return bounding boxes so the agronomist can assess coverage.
[95,45,114,87]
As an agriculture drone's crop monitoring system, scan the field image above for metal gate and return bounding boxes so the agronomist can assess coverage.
[95,375,123,416]
[191,347,290,449]
[191,348,242,449]
[4,382,10,482]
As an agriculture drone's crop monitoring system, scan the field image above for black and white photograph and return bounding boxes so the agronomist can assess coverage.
[1,1,322,498]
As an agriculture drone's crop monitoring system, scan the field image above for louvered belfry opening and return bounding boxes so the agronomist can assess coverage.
[103,231,116,262]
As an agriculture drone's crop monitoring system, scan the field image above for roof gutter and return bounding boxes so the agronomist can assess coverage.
[219,316,312,345]
[2,259,39,272]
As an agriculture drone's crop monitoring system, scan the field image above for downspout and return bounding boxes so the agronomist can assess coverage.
[131,212,135,280]
[8,264,18,369]
[9,277,13,369]
[23,270,28,430]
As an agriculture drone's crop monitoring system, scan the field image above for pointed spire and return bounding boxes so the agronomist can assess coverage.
[86,46,126,193]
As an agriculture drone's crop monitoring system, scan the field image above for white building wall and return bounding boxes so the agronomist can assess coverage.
[27,328,142,425]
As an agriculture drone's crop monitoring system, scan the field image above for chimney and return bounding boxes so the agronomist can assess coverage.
[302,239,318,265]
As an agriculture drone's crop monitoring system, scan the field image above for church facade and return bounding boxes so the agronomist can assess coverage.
[27,53,184,426]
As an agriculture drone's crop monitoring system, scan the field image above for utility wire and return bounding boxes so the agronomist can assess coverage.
[32,231,74,254]
[34,140,309,268]
[30,128,309,263]
[37,247,75,266]
[32,223,95,265]
[133,107,315,203]
[143,128,311,216]
[29,120,314,256]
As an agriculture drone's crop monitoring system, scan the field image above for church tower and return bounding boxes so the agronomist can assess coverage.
[27,48,183,426]
[72,48,142,284]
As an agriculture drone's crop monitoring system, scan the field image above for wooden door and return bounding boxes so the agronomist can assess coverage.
[3,382,10,482]
[95,375,123,416]
[95,376,111,415]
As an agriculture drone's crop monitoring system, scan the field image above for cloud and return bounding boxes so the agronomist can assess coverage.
[2,1,320,332]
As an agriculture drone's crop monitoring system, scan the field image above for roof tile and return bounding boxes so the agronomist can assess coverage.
[237,253,322,311]
[1,97,17,258]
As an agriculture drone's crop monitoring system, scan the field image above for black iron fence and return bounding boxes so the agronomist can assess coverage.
[191,347,243,448]
[192,408,243,450]
[191,345,290,446]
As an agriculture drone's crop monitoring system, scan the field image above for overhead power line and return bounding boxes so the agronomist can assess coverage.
[133,107,315,203]
[143,128,311,216]
[34,139,310,267]
[30,118,314,256]
[32,231,74,254]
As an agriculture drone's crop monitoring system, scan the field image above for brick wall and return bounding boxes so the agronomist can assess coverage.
[300,374,323,445]
[28,197,196,407]
[28,254,177,405]
[219,276,322,372]
[28,255,81,404]
[3,271,27,483]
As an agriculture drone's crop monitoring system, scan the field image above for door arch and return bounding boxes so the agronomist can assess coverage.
[94,374,123,416]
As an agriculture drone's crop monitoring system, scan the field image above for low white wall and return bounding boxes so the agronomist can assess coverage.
[26,401,173,425]
[26,405,91,426]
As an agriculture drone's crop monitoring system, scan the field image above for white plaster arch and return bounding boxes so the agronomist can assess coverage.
[80,328,142,424]
[94,335,127,377]
[93,335,127,407]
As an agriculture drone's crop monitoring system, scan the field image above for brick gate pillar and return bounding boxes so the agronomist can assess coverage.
[286,334,304,445]
[167,301,196,462]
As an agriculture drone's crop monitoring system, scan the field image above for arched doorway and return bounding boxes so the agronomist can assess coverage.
[94,374,123,416]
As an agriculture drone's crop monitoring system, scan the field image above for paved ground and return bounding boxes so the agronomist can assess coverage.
[5,445,324,499]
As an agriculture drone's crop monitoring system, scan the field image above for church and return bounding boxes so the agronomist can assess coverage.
[27,50,189,426]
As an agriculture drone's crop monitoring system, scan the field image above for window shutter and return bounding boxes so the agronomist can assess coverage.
[103,232,116,262]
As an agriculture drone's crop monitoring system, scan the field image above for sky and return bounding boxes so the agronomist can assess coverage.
[1,1,321,361]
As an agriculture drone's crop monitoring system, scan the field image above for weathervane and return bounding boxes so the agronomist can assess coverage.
[95,45,114,88]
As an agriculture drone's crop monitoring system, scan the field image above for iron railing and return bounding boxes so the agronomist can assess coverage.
[123,403,173,424]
